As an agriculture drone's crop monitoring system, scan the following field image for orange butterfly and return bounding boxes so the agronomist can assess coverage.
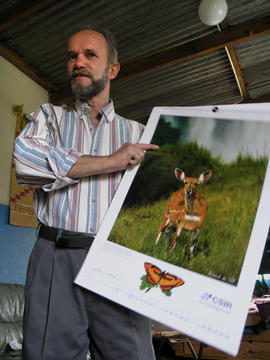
[144,262,184,292]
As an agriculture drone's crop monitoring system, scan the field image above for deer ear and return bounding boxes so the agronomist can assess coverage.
[198,170,212,184]
[175,168,185,182]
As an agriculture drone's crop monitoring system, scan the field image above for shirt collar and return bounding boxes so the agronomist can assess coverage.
[75,99,115,123]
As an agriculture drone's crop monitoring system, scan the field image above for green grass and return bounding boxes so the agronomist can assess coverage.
[108,157,267,285]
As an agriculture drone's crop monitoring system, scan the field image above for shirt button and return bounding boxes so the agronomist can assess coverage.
[92,199,96,203]
[90,227,94,232]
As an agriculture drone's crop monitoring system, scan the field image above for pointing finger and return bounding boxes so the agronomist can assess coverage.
[136,143,159,151]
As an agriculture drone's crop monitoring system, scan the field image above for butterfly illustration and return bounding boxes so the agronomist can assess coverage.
[140,262,184,296]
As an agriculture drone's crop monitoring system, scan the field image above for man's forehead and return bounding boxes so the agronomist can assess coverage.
[67,30,106,51]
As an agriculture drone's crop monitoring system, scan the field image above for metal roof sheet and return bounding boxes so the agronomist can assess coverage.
[0,0,269,123]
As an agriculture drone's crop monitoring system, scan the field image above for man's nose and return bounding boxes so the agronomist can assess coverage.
[74,53,86,68]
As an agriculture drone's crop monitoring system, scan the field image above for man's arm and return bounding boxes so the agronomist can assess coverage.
[14,104,159,189]
[67,142,159,178]
[14,105,83,191]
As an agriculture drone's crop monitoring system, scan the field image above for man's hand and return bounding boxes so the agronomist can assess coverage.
[109,143,159,171]
[67,142,159,179]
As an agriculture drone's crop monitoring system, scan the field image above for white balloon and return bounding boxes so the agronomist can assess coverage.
[198,0,228,26]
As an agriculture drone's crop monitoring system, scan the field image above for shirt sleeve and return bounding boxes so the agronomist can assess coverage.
[129,120,145,144]
[14,104,82,192]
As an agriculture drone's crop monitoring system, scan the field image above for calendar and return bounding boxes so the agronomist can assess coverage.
[76,103,270,356]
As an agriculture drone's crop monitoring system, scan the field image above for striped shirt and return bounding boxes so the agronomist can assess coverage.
[14,100,144,234]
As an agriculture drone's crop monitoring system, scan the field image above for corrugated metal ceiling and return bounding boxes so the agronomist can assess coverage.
[0,0,270,123]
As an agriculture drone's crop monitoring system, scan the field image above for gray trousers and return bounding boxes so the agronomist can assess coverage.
[23,237,156,360]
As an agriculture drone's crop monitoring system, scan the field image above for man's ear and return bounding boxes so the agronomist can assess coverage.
[108,62,120,80]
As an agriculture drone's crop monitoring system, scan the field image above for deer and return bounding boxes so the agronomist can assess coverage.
[155,168,212,254]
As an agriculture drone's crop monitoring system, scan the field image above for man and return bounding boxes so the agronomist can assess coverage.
[14,28,158,360]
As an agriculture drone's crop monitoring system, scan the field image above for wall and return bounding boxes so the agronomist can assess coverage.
[0,56,48,205]
[0,56,48,284]
[0,204,36,284]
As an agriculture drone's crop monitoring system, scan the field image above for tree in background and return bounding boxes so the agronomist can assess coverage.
[151,117,181,147]
[125,142,220,207]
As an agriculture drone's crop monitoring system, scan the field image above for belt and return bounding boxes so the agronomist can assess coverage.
[38,224,95,249]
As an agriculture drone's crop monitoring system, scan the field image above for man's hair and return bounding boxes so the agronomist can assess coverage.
[68,27,118,64]
[97,29,118,64]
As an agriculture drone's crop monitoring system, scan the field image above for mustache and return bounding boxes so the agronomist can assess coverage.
[71,71,93,79]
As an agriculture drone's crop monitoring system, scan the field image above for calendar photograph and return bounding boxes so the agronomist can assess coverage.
[107,111,270,286]
[76,103,270,356]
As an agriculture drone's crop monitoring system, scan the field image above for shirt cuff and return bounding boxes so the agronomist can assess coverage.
[42,148,82,191]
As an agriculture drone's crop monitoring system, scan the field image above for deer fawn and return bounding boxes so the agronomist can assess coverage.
[155,168,212,253]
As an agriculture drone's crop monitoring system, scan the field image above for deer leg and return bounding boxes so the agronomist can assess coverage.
[155,217,170,244]
[169,225,182,253]
[190,229,199,253]
[165,225,176,243]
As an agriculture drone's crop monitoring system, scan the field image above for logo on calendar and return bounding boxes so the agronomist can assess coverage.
[200,292,232,313]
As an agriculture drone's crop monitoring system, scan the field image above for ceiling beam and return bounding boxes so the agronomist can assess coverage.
[117,16,270,81]
[223,45,249,100]
[0,42,57,91]
[218,21,249,100]
[241,92,270,103]
[0,0,57,32]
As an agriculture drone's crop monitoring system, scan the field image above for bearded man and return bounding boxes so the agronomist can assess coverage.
[14,28,158,360]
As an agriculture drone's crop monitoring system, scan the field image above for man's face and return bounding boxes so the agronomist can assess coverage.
[67,30,111,101]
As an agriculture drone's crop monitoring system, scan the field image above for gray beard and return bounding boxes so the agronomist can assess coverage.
[70,70,109,101]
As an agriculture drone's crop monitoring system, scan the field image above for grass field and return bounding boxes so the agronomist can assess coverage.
[108,156,267,285]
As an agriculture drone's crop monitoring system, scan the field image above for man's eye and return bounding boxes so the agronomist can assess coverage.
[86,52,96,58]
[67,53,77,60]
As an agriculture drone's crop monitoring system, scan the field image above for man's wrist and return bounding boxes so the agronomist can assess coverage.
[67,154,119,179]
